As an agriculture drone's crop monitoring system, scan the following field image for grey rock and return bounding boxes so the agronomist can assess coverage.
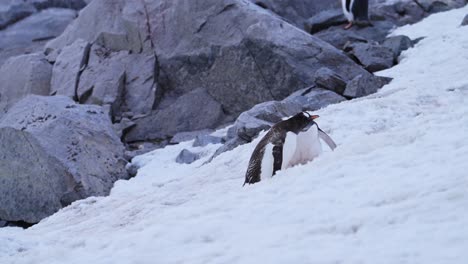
[26,0,87,11]
[193,134,224,147]
[347,42,394,72]
[343,74,393,98]
[305,9,347,34]
[152,0,369,116]
[170,129,214,144]
[382,35,413,60]
[176,149,200,164]
[314,67,347,95]
[0,220,6,227]
[249,0,340,29]
[285,87,346,111]
[0,8,77,49]
[0,2,36,30]
[77,45,126,117]
[414,0,466,13]
[50,39,91,99]
[0,95,128,223]
[0,53,52,116]
[461,14,468,26]
[125,88,225,142]
[45,0,143,54]
[125,141,166,161]
[113,118,135,139]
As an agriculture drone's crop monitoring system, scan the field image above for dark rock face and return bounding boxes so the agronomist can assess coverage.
[314,67,347,95]
[461,14,468,26]
[249,0,340,29]
[176,149,200,164]
[304,9,347,34]
[125,88,225,142]
[346,42,395,72]
[0,53,52,115]
[382,35,413,60]
[0,95,128,223]
[343,74,393,98]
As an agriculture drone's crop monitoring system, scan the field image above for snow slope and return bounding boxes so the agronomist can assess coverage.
[1,6,468,264]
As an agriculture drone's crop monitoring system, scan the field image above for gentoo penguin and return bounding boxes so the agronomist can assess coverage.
[341,0,370,29]
[243,112,336,185]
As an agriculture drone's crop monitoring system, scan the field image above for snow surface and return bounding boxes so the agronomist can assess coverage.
[2,5,468,264]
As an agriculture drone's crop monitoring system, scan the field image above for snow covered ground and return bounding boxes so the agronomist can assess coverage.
[1,5,468,264]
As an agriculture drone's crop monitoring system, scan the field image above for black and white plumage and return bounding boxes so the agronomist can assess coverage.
[243,112,336,186]
[341,0,370,29]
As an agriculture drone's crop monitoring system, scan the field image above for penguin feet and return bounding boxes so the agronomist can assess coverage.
[344,22,353,30]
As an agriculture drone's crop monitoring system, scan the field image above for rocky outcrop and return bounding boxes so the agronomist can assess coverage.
[461,14,468,26]
[0,53,52,116]
[0,95,128,223]
[343,74,392,99]
[176,149,200,164]
[45,0,374,144]
[382,35,413,61]
[345,42,395,72]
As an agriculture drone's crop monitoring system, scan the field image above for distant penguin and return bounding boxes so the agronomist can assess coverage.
[243,112,337,185]
[341,0,370,29]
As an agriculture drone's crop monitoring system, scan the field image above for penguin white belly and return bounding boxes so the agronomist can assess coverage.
[342,0,354,22]
[281,132,298,170]
[260,143,274,180]
[287,125,323,168]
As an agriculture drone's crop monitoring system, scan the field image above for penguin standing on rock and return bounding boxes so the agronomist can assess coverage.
[243,112,336,186]
[341,0,371,29]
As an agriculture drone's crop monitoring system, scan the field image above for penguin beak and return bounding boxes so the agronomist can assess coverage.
[310,115,319,120]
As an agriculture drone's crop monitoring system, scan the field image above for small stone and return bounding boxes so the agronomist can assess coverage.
[176,149,200,164]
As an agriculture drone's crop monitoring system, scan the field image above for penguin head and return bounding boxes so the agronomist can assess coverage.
[287,112,319,133]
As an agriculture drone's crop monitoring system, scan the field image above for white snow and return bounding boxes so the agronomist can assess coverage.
[2,5,468,264]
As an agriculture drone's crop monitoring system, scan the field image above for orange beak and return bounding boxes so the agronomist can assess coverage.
[310,115,319,120]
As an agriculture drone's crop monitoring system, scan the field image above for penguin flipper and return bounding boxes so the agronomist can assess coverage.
[272,145,283,176]
[318,129,337,151]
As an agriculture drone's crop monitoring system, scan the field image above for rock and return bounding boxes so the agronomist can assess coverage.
[461,14,468,26]
[314,67,347,95]
[0,95,128,223]
[0,220,7,227]
[26,0,87,11]
[176,149,200,164]
[346,42,395,72]
[305,9,347,34]
[170,129,214,144]
[285,87,346,111]
[0,8,77,49]
[125,88,225,142]
[193,134,224,147]
[343,74,393,98]
[382,35,413,60]
[152,0,369,116]
[0,2,36,30]
[45,0,143,54]
[0,53,52,116]
[414,0,466,13]
[113,118,135,139]
[77,45,126,117]
[249,0,340,29]
[50,39,91,99]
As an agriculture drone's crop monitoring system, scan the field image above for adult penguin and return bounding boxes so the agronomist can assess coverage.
[243,112,336,186]
[342,0,370,29]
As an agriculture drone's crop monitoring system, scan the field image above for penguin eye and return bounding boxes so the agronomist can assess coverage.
[302,112,311,118]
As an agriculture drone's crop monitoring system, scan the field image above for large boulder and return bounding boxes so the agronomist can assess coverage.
[125,88,226,142]
[0,95,128,223]
[346,42,395,72]
[0,53,52,116]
